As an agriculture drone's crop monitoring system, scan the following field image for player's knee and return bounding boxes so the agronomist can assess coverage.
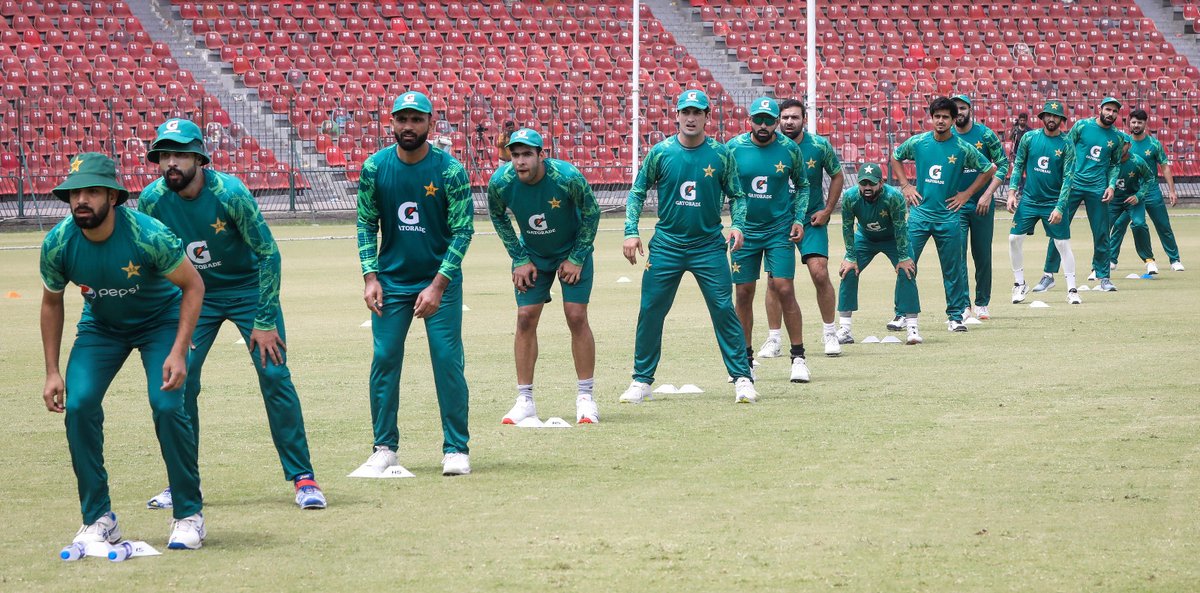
[257,360,292,385]
[515,308,541,333]
[372,340,404,367]
[148,391,186,417]
[1131,221,1148,231]
[563,307,590,332]
[769,279,796,300]
[63,385,103,415]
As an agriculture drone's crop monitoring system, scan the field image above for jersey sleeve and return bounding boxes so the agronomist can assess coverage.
[789,143,810,224]
[140,217,186,276]
[887,189,912,262]
[960,138,995,176]
[1153,138,1170,167]
[437,158,474,281]
[567,169,600,265]
[1134,159,1155,201]
[720,144,748,232]
[624,145,661,238]
[486,171,530,267]
[840,189,857,263]
[984,128,1009,183]
[1056,141,1077,213]
[355,157,381,276]
[223,185,282,330]
[1009,133,1031,191]
[821,137,843,176]
[39,224,69,292]
[892,135,918,162]
[1106,134,1125,189]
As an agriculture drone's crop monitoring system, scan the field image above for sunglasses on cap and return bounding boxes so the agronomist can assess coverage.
[751,115,777,126]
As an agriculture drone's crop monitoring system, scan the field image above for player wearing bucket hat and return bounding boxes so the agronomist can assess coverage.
[890,96,997,334]
[488,127,602,425]
[1036,96,1126,292]
[138,118,327,511]
[1105,131,1156,278]
[759,98,846,360]
[41,152,208,550]
[835,163,923,345]
[950,95,1010,321]
[356,90,475,477]
[1110,108,1184,273]
[1006,99,1081,305]
[619,88,758,405]
[725,97,816,384]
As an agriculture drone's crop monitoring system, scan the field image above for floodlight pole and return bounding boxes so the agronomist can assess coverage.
[631,0,641,183]
[807,0,816,134]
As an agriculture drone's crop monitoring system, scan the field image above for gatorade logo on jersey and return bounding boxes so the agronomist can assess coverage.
[866,222,883,232]
[676,180,701,207]
[1116,178,1126,191]
[397,201,426,233]
[748,175,771,199]
[1088,145,1103,162]
[926,165,945,185]
[526,212,555,236]
[186,240,222,270]
[1036,156,1052,173]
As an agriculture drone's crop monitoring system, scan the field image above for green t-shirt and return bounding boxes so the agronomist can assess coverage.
[40,206,186,332]
[1113,153,1155,203]
[1065,117,1125,191]
[138,169,282,331]
[1009,129,1075,212]
[840,184,910,262]
[892,132,993,223]
[952,121,1009,201]
[725,132,808,237]
[1131,134,1167,201]
[356,145,474,294]
[793,130,842,217]
[487,158,600,270]
[624,135,747,249]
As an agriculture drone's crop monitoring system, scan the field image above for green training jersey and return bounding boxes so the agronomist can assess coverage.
[724,132,807,237]
[40,206,186,332]
[952,121,1009,201]
[892,132,993,223]
[793,130,842,216]
[840,184,910,262]
[1131,134,1167,200]
[1064,117,1124,191]
[1009,129,1075,211]
[357,144,474,293]
[624,135,747,249]
[1113,153,1155,203]
[138,169,282,331]
[487,158,600,270]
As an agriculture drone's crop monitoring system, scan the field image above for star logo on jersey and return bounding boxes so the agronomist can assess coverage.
[947,155,958,164]
[549,197,561,209]
[774,161,786,173]
[424,181,438,197]
[730,263,741,273]
[1128,171,1137,178]
[975,141,983,150]
[1107,140,1114,148]
[211,218,226,234]
[880,209,889,218]
[121,260,141,278]
[1145,149,1152,157]
[806,158,817,169]
[1055,149,1063,157]
[703,164,715,177]
[644,261,652,270]
[69,157,83,173]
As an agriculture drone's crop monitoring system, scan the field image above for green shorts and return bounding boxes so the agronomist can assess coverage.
[514,254,593,307]
[798,220,830,261]
[732,231,795,283]
[1011,201,1070,241]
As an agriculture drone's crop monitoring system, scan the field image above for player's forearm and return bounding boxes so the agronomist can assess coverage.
[436,228,473,281]
[729,195,747,232]
[823,172,845,216]
[253,250,281,331]
[1162,164,1175,194]
[39,295,65,375]
[623,193,645,238]
[174,278,205,358]
[889,158,909,187]
[355,217,380,275]
[985,177,1005,202]
[964,166,995,197]
[569,193,600,265]
[490,214,529,264]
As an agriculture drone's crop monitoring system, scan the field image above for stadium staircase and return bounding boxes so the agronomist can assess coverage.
[640,0,770,100]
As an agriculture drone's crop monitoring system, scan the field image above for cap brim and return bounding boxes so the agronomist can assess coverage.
[148,139,211,165]
[505,140,541,149]
[391,106,432,114]
[677,101,709,111]
[52,174,130,204]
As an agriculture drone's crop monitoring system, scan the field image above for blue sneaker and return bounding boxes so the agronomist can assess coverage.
[294,475,326,510]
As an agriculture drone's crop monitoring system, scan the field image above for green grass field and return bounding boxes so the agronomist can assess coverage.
[1,213,1198,592]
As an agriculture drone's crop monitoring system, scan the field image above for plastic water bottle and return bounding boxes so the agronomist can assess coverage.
[60,542,87,561]
[108,542,134,562]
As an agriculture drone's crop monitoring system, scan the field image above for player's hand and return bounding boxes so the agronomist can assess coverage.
[1006,189,1018,213]
[727,229,745,252]
[622,237,643,265]
[1102,187,1115,203]
[975,197,992,215]
[788,223,804,243]
[512,262,537,293]
[43,372,65,413]
[1049,210,1063,225]
[896,259,916,280]
[413,283,444,319]
[810,210,831,227]
[557,260,582,285]
[249,328,286,368]
[839,260,859,278]
[161,352,187,391]
[945,191,971,212]
[363,274,384,315]
[1124,195,1139,206]
[902,185,922,206]
[1168,190,1178,207]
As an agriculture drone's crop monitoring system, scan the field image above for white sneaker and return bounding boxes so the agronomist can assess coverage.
[823,332,842,356]
[1098,278,1117,291]
[147,487,173,509]
[1087,270,1097,282]
[1146,260,1159,275]
[757,335,782,358]
[1110,261,1118,270]
[961,307,973,320]
[442,452,471,476]
[501,396,537,425]
[73,511,121,544]
[789,357,811,383]
[1171,261,1185,271]
[167,512,205,550]
[1067,288,1081,305]
[362,445,397,473]
[576,395,599,424]
[975,306,990,320]
[1032,274,1055,292]
[906,326,923,345]
[886,315,906,331]
[733,377,758,403]
[618,381,651,404]
[727,364,757,383]
[835,326,854,344]
[1012,282,1029,303]
[947,319,967,332]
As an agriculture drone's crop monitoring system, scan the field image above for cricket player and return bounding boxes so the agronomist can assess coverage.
[487,128,601,424]
[1036,97,1125,292]
[951,95,1009,320]
[41,153,208,549]
[760,98,845,356]
[619,89,758,404]
[835,163,923,345]
[1107,133,1156,274]
[138,118,326,510]
[355,91,474,476]
[1007,100,1081,305]
[889,96,996,332]
[1109,108,1185,273]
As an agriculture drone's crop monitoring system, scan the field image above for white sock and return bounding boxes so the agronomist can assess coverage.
[517,384,533,400]
[838,314,852,329]
[822,322,836,336]
[577,378,594,398]
[768,328,781,340]
[1009,234,1025,284]
[1055,239,1077,289]
[906,316,919,330]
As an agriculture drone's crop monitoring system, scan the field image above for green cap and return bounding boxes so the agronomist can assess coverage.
[858,163,883,185]
[1100,96,1122,109]
[148,118,210,165]
[748,96,779,118]
[505,128,544,149]
[53,152,130,204]
[1038,100,1067,119]
[951,94,972,106]
[391,91,433,114]
[676,89,710,111]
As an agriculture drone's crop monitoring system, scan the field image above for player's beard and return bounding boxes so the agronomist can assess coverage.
[72,199,111,229]
[955,113,969,127]
[1100,113,1117,126]
[753,128,774,143]
[163,165,196,192]
[860,185,877,200]
[781,126,801,140]
[395,130,428,151]
[1044,118,1061,133]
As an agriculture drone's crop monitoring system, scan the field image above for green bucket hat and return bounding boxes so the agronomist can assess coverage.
[676,89,710,111]
[748,96,780,118]
[1038,100,1067,119]
[505,128,544,149]
[147,118,210,165]
[53,152,130,204]
[1100,96,1122,109]
[858,163,883,185]
[391,91,433,114]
